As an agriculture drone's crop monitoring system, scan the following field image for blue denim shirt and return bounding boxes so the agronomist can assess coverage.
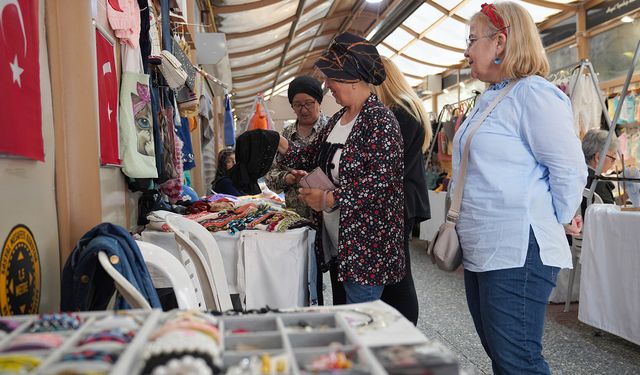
[61,223,161,311]
[451,76,587,272]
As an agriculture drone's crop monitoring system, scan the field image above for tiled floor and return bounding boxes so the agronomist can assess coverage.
[324,238,640,374]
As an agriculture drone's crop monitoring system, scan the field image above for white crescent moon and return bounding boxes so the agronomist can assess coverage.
[102,61,112,75]
[0,0,27,56]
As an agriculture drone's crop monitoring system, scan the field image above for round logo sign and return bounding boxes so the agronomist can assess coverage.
[0,225,41,315]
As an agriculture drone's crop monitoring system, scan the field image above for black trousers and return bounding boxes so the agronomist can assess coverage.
[330,218,419,325]
[381,218,419,325]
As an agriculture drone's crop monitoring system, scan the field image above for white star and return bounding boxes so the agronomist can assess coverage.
[107,104,113,121]
[9,55,24,87]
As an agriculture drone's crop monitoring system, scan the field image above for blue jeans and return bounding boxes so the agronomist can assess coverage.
[343,281,384,304]
[464,227,559,375]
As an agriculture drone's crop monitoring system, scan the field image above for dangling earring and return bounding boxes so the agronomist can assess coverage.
[352,83,356,90]
[494,57,502,65]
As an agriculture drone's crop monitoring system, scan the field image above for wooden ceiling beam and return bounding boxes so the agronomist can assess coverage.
[226,16,295,40]
[233,48,325,81]
[398,24,465,53]
[423,0,468,24]
[381,42,451,69]
[213,0,281,14]
[295,10,352,36]
[229,38,287,59]
[271,0,308,94]
[521,0,572,11]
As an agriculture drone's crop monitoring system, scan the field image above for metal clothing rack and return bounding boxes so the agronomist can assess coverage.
[425,92,481,167]
[585,40,640,204]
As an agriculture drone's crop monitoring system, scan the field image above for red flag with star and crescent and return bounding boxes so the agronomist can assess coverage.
[95,29,120,165]
[0,0,43,161]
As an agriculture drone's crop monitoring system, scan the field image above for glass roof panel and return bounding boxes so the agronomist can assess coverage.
[233,72,277,89]
[227,23,291,53]
[377,44,394,57]
[230,46,283,68]
[405,76,423,87]
[391,55,445,77]
[384,27,415,50]
[457,0,561,22]
[402,3,442,33]
[403,39,464,66]
[425,17,467,50]
[217,0,297,33]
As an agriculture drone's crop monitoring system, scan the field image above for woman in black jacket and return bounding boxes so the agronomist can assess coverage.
[374,56,432,325]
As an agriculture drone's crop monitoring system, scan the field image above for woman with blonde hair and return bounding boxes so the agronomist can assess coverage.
[456,2,586,373]
[373,56,431,325]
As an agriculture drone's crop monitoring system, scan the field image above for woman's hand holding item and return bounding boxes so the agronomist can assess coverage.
[285,169,308,185]
[563,215,583,236]
[298,188,333,211]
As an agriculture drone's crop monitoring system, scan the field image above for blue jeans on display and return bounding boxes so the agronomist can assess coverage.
[343,281,384,304]
[464,227,559,375]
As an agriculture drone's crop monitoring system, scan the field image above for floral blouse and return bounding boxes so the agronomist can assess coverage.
[280,93,405,285]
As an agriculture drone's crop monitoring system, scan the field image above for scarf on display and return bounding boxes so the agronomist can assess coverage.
[228,129,280,195]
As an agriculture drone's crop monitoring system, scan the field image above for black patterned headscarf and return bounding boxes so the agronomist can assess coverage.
[315,32,386,86]
[228,129,280,195]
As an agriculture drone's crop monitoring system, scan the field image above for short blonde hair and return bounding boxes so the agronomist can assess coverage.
[470,1,549,78]
[373,56,432,151]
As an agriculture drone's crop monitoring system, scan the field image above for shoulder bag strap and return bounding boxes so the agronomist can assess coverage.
[448,80,518,222]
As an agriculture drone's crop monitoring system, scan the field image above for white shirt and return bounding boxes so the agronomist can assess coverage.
[323,115,357,253]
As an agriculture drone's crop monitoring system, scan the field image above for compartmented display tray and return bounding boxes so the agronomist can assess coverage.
[0,309,458,374]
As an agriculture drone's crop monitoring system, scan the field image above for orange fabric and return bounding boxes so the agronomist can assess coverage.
[248,102,268,130]
[188,116,197,132]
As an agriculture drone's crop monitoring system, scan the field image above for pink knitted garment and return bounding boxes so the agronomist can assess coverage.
[107,0,141,48]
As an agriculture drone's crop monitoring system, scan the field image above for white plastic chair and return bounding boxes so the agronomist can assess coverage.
[564,188,603,312]
[97,251,151,310]
[166,215,233,312]
[136,240,201,310]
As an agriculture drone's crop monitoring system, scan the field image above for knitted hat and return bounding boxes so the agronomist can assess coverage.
[287,76,323,104]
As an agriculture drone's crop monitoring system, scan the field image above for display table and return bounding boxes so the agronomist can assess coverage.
[0,302,459,374]
[141,227,315,309]
[579,204,640,345]
[420,190,447,241]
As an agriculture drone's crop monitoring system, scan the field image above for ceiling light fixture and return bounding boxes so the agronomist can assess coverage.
[366,0,383,3]
[621,15,634,23]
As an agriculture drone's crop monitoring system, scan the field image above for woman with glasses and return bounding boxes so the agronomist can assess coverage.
[276,32,405,305]
[581,129,619,206]
[456,2,587,373]
[265,76,328,221]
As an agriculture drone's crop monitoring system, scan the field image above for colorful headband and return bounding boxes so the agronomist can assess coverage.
[481,3,506,31]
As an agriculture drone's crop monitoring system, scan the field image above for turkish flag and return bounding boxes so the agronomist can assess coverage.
[0,0,43,161]
[96,29,120,166]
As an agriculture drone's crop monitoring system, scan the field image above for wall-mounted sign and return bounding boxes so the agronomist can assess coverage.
[587,0,640,29]
[0,225,41,315]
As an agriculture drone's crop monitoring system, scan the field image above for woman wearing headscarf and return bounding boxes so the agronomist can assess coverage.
[373,56,431,325]
[212,129,280,196]
[276,32,405,304]
[457,2,586,373]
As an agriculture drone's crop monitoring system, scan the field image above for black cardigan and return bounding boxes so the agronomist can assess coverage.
[392,105,431,223]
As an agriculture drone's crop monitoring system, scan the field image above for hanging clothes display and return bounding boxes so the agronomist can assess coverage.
[107,0,141,48]
[568,70,602,139]
[118,46,157,178]
[224,94,236,146]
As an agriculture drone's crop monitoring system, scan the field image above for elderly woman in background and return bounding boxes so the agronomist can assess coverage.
[277,32,405,304]
[373,56,431,325]
[582,129,619,204]
[455,2,587,373]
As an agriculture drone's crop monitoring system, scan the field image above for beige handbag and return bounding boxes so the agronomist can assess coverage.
[158,50,188,90]
[428,80,517,271]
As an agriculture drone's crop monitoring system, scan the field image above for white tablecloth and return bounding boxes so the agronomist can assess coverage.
[419,191,447,241]
[141,228,315,309]
[579,204,640,345]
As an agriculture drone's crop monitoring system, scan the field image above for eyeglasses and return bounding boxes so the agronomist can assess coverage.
[465,27,510,49]
[291,100,316,111]
[606,153,617,162]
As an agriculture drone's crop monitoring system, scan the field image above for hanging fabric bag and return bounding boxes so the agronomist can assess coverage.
[158,50,187,89]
